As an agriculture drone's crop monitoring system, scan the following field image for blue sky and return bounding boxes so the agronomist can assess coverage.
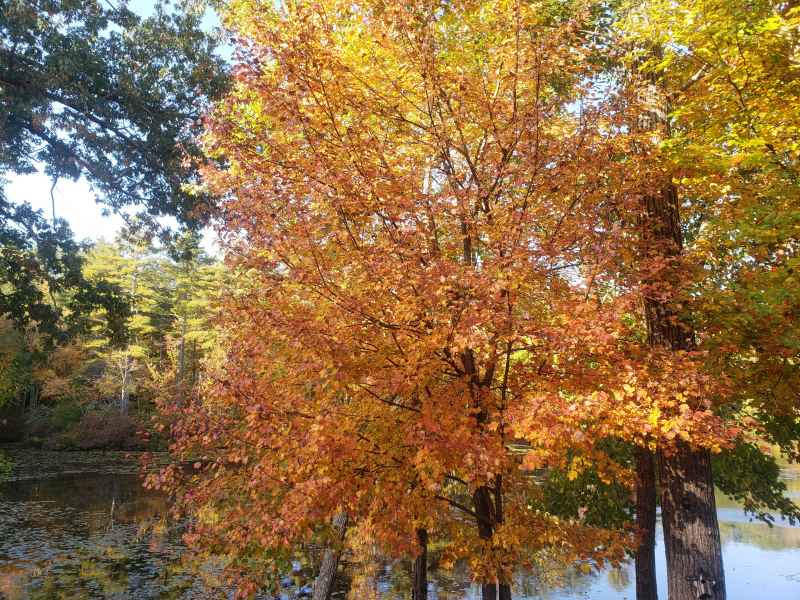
[5,0,223,248]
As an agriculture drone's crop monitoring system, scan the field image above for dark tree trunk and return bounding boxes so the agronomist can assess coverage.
[634,448,658,600]
[312,512,348,600]
[495,475,512,600]
[660,443,725,600]
[474,485,497,600]
[641,176,726,599]
[473,484,512,600]
[412,528,428,600]
[498,582,512,600]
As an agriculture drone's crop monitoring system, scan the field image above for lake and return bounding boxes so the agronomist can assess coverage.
[1,448,798,599]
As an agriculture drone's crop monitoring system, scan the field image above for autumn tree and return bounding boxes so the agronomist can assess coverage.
[159,1,741,598]
[628,0,800,455]
[612,2,800,598]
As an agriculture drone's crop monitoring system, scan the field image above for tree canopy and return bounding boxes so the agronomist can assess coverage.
[0,0,229,341]
[1,0,229,225]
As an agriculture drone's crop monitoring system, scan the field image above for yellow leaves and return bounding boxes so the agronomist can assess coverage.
[196,504,221,527]
[647,406,661,430]
[566,456,589,481]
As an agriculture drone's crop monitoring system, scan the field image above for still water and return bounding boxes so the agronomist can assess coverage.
[1,449,799,599]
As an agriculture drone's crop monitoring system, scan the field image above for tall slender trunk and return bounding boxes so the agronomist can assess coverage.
[634,448,658,600]
[459,199,511,600]
[633,62,726,599]
[119,355,131,416]
[178,313,187,382]
[26,383,39,411]
[495,475,511,600]
[312,512,348,600]
[643,180,726,600]
[412,528,428,600]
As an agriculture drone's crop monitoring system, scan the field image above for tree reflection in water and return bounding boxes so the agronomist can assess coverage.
[1,450,799,599]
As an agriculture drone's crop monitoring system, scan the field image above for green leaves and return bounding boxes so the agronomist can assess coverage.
[1,0,230,229]
[0,202,131,345]
[714,441,800,525]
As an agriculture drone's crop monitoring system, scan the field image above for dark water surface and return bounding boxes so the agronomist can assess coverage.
[1,449,799,599]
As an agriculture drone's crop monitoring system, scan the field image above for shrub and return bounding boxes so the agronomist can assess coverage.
[44,410,145,450]
[70,411,145,450]
[50,401,83,430]
[0,451,11,480]
[25,405,55,439]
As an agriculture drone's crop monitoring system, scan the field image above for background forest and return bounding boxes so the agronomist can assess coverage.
[0,235,222,450]
[0,0,228,453]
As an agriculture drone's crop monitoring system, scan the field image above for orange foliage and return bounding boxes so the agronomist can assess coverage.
[154,0,739,595]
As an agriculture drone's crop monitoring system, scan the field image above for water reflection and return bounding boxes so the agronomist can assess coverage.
[1,450,799,599]
[0,450,226,599]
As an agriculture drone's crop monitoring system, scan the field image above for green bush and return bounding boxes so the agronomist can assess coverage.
[25,401,84,445]
[0,451,11,480]
[51,401,83,430]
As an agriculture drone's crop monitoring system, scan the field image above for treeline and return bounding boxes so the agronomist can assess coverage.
[0,235,222,449]
[1,0,229,446]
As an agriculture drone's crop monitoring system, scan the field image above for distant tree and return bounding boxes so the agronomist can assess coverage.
[81,237,221,415]
[166,231,221,388]
[0,0,229,226]
[0,0,229,342]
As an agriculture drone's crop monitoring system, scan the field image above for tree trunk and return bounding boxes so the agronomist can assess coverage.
[474,485,497,600]
[498,583,511,600]
[312,512,348,600]
[634,448,658,600]
[641,183,726,600]
[660,443,725,600]
[472,484,512,600]
[495,475,511,600]
[412,528,428,600]
[634,61,726,597]
[119,357,130,416]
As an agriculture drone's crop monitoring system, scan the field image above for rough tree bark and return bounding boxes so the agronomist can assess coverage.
[660,441,725,600]
[472,482,512,600]
[643,180,726,600]
[632,56,726,599]
[312,512,348,600]
[412,528,428,600]
[634,448,658,600]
